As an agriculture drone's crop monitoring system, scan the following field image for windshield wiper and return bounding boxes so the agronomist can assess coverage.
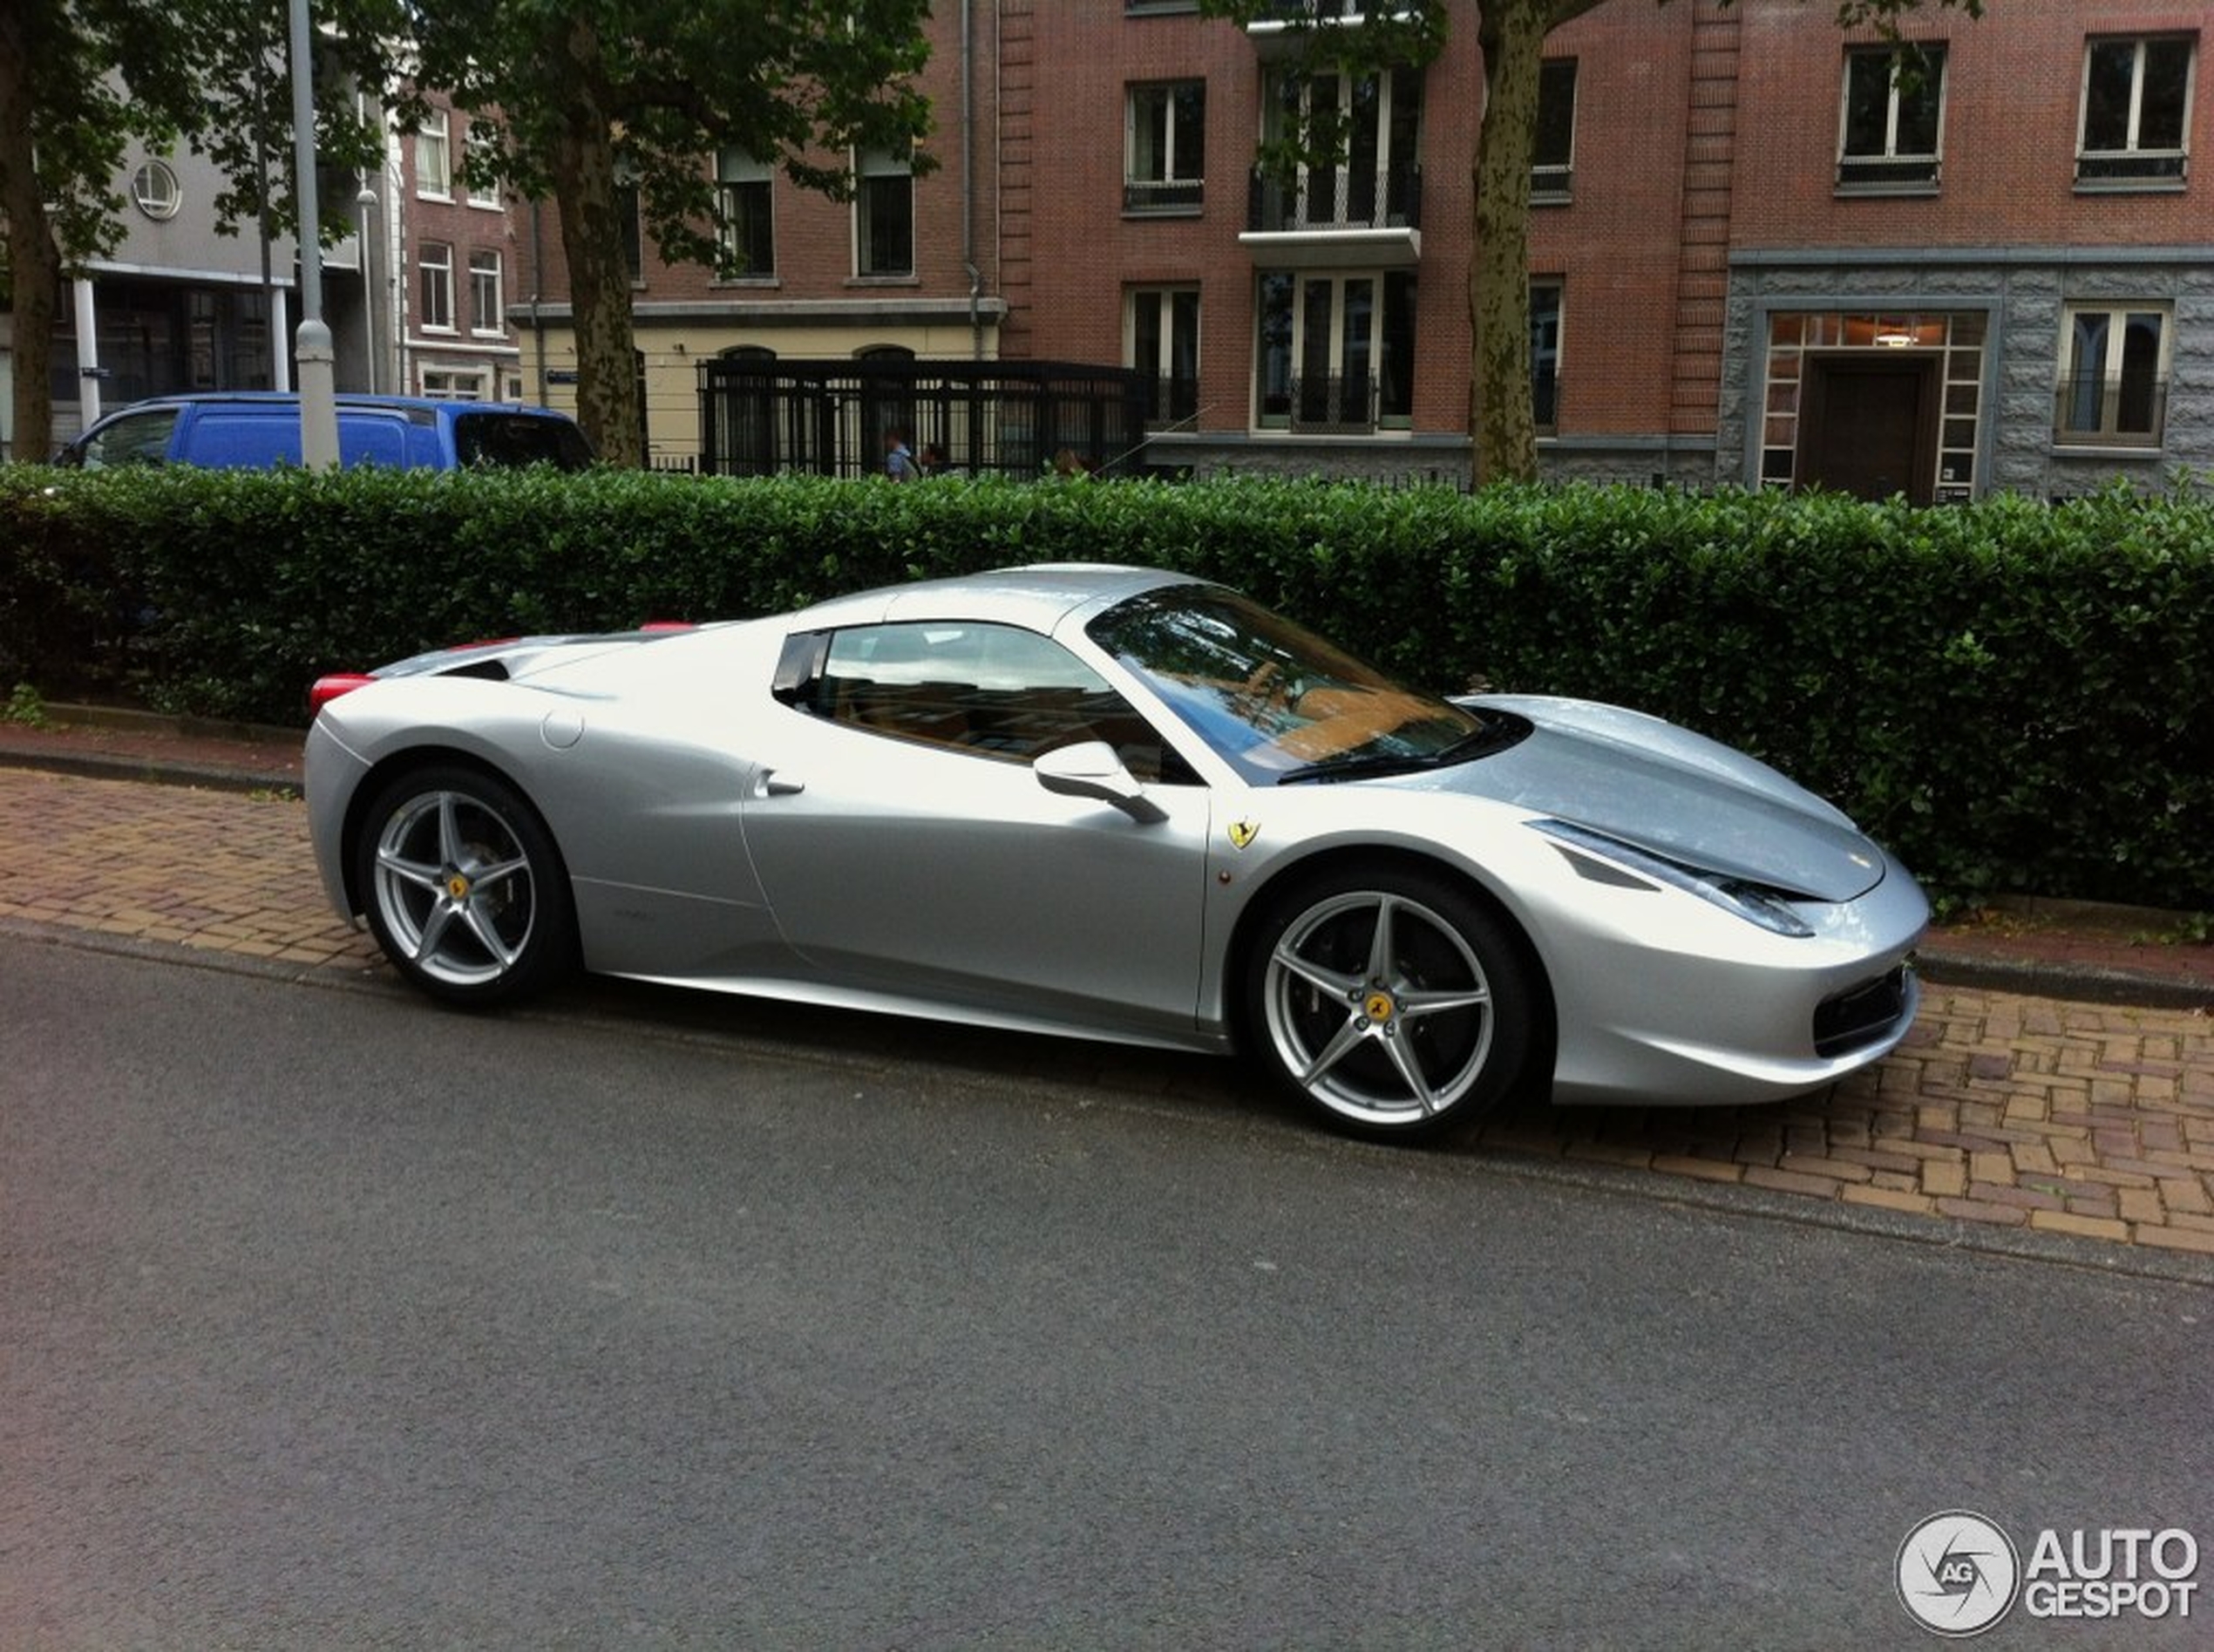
[1275,717,1529,785]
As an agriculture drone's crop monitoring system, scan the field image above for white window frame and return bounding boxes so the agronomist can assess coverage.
[468,248,504,337]
[1261,65,1420,229]
[853,146,914,278]
[420,366,488,402]
[2054,303,2171,447]
[1254,269,1415,433]
[1532,59,1577,201]
[132,159,181,220]
[418,241,455,332]
[1837,44,1946,192]
[1531,279,1563,433]
[1124,81,1205,213]
[416,109,452,200]
[716,148,777,278]
[1126,286,1201,423]
[462,119,501,208]
[2076,34,2195,186]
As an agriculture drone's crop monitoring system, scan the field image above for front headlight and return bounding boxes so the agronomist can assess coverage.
[1527,818,1817,939]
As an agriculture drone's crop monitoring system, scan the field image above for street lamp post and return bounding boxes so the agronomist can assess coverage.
[288,0,338,466]
[357,181,379,395]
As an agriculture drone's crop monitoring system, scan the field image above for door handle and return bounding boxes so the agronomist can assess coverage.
[755,770,805,797]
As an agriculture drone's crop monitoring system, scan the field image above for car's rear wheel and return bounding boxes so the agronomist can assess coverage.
[1246,865,1531,1141]
[356,765,574,1005]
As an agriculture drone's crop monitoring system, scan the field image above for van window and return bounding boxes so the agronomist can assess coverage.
[74,408,180,468]
[192,410,411,468]
[453,411,595,471]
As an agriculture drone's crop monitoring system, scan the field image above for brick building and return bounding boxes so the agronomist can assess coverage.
[518,0,2211,499]
[372,92,529,405]
[511,8,1001,466]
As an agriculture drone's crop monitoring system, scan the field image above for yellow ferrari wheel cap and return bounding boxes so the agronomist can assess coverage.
[446,873,472,900]
[1364,990,1396,1023]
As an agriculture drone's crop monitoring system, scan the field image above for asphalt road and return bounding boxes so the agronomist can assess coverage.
[3,935,2209,1649]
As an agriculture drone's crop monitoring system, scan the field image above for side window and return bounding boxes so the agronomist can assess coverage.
[78,408,180,468]
[784,621,1194,782]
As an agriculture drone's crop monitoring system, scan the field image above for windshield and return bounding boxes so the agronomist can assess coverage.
[1088,587,1506,784]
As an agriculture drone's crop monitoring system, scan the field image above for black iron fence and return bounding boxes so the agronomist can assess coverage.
[1287,374,1378,434]
[1247,164,1422,234]
[698,357,1151,479]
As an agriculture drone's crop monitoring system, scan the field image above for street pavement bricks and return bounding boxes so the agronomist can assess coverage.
[5,766,2210,1258]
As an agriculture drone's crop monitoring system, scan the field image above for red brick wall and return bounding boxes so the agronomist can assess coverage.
[1731,0,2212,250]
[518,7,988,314]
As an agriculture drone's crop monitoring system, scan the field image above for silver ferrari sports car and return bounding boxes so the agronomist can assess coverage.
[305,563,1926,1141]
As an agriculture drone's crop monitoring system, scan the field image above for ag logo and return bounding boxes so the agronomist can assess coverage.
[1898,1512,2021,1637]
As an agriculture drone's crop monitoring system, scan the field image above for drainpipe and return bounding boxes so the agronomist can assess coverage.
[530,196,548,405]
[963,0,981,360]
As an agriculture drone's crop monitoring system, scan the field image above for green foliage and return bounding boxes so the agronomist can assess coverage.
[3,465,2209,911]
[3,682,51,728]
[406,0,935,462]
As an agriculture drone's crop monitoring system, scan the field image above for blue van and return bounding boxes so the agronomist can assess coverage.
[58,392,595,472]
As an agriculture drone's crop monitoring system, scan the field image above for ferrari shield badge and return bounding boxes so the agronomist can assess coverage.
[1226,819,1260,851]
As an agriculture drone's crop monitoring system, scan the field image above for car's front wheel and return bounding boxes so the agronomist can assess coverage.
[356,765,574,1005]
[1245,865,1532,1141]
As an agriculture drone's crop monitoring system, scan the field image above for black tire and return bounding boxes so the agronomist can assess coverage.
[1243,863,1532,1142]
[354,764,575,1006]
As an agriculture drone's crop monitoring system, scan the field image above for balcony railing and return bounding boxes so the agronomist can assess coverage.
[1287,373,1377,434]
[2052,376,2168,446]
[1144,374,1201,425]
[2075,150,2188,187]
[1124,178,1204,214]
[1837,154,1940,192]
[1247,164,1421,234]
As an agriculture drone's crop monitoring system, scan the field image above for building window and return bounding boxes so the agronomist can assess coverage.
[2077,36,2193,186]
[469,249,504,336]
[1838,44,1946,191]
[1532,61,1576,202]
[1255,65,1422,231]
[1128,288,1200,424]
[416,110,452,199]
[716,149,776,277]
[462,119,501,207]
[131,159,181,221]
[418,241,455,331]
[1126,81,1205,213]
[1531,281,1562,433]
[421,367,486,400]
[855,146,913,277]
[2055,306,2170,446]
[1255,269,1415,433]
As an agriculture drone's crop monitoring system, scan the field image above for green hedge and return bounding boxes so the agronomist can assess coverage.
[4,464,2210,910]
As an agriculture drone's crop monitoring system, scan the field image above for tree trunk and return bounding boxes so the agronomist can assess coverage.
[0,4,61,461]
[546,14,642,467]
[1468,0,1549,486]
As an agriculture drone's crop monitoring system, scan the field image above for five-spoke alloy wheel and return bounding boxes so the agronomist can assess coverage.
[356,765,574,1005]
[1246,866,1531,1140]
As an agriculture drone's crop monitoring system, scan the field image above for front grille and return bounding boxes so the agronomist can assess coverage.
[1813,966,1911,1058]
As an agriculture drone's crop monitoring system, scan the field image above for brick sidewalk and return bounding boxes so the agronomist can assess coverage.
[5,766,2210,1259]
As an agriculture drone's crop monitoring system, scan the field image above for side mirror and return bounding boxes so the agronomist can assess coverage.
[1033,740,1165,824]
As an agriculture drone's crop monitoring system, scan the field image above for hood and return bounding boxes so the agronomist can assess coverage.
[1437,696,1887,902]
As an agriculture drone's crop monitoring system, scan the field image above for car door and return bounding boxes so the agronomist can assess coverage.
[738,619,1215,1044]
